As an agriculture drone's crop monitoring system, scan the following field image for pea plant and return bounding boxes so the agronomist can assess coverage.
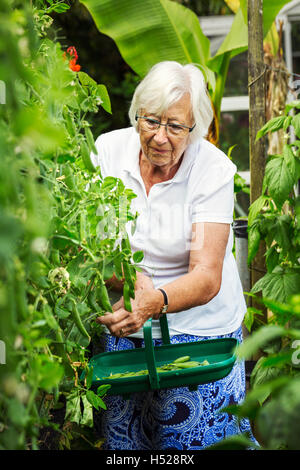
[0,0,142,450]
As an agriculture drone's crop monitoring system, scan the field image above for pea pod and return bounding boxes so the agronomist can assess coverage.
[121,236,131,254]
[172,361,203,369]
[113,249,123,281]
[123,282,132,312]
[53,385,59,404]
[63,107,76,137]
[71,299,91,341]
[101,357,210,380]
[172,356,191,364]
[81,140,96,173]
[129,264,137,284]
[63,164,76,191]
[51,248,60,265]
[63,165,81,198]
[79,210,87,243]
[84,126,98,155]
[15,277,28,320]
[98,281,113,313]
[200,360,210,366]
[88,289,101,313]
[122,260,134,292]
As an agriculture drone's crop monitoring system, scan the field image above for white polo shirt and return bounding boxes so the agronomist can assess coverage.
[90,127,246,338]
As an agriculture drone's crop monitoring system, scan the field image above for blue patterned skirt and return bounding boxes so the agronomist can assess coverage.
[96,326,256,450]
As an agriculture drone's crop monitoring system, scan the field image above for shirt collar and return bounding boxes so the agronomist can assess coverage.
[124,127,199,184]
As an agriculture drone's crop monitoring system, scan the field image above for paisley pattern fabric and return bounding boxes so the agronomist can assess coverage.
[95,327,257,450]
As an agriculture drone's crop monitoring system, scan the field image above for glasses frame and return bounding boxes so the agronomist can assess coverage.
[135,114,196,135]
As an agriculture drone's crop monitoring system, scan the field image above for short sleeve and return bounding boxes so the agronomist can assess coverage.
[191,161,236,224]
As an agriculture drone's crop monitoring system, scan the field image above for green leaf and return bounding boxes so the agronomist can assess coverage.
[247,222,261,265]
[256,115,286,141]
[86,390,107,410]
[243,306,264,333]
[97,384,111,396]
[285,99,300,113]
[265,245,280,273]
[7,399,30,428]
[263,0,292,37]
[248,195,268,226]
[51,3,70,13]
[283,144,296,179]
[295,195,300,230]
[283,115,292,131]
[33,338,52,348]
[65,393,82,425]
[264,155,295,207]
[251,269,300,304]
[86,365,94,390]
[235,324,286,360]
[80,0,214,86]
[207,8,247,73]
[292,113,300,138]
[78,71,97,88]
[39,362,64,390]
[80,394,94,427]
[101,176,117,192]
[272,214,293,256]
[97,84,112,114]
[66,252,86,288]
[226,375,290,422]
[132,250,144,263]
[257,378,300,450]
[259,351,293,368]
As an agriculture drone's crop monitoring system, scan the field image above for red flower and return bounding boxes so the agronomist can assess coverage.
[67,46,78,61]
[63,46,81,72]
[69,58,81,72]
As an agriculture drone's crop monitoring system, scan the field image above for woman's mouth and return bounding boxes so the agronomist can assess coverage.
[151,147,170,154]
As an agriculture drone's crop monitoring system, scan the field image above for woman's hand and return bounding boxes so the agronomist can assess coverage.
[135,271,155,290]
[96,288,163,337]
[108,271,155,312]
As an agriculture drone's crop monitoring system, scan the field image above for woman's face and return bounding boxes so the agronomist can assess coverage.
[138,93,194,170]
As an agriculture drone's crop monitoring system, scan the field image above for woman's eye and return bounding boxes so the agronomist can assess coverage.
[146,119,159,126]
[169,124,183,130]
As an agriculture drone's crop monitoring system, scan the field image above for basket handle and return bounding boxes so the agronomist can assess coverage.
[143,319,160,390]
[143,315,171,390]
[159,314,170,345]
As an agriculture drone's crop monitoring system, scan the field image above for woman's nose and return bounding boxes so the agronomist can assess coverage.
[153,125,169,144]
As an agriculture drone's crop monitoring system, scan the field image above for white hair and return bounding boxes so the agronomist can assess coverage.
[128,61,213,143]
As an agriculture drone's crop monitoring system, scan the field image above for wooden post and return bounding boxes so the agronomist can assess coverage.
[248,0,267,319]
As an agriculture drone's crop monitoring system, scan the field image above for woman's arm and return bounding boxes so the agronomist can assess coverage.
[163,221,229,312]
[96,222,230,336]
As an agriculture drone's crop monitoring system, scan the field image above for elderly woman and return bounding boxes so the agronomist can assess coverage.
[91,61,255,450]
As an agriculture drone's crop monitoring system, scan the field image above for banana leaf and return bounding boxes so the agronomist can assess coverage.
[80,0,215,89]
[80,0,292,137]
[208,0,291,74]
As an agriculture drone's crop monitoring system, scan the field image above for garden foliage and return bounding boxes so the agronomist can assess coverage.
[0,0,141,450]
[222,102,300,450]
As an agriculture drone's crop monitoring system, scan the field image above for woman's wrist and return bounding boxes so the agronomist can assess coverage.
[151,289,166,320]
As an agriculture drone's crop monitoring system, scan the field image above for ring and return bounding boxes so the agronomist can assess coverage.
[119,328,124,337]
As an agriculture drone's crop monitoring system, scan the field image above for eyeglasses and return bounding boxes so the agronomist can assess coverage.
[135,114,196,137]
